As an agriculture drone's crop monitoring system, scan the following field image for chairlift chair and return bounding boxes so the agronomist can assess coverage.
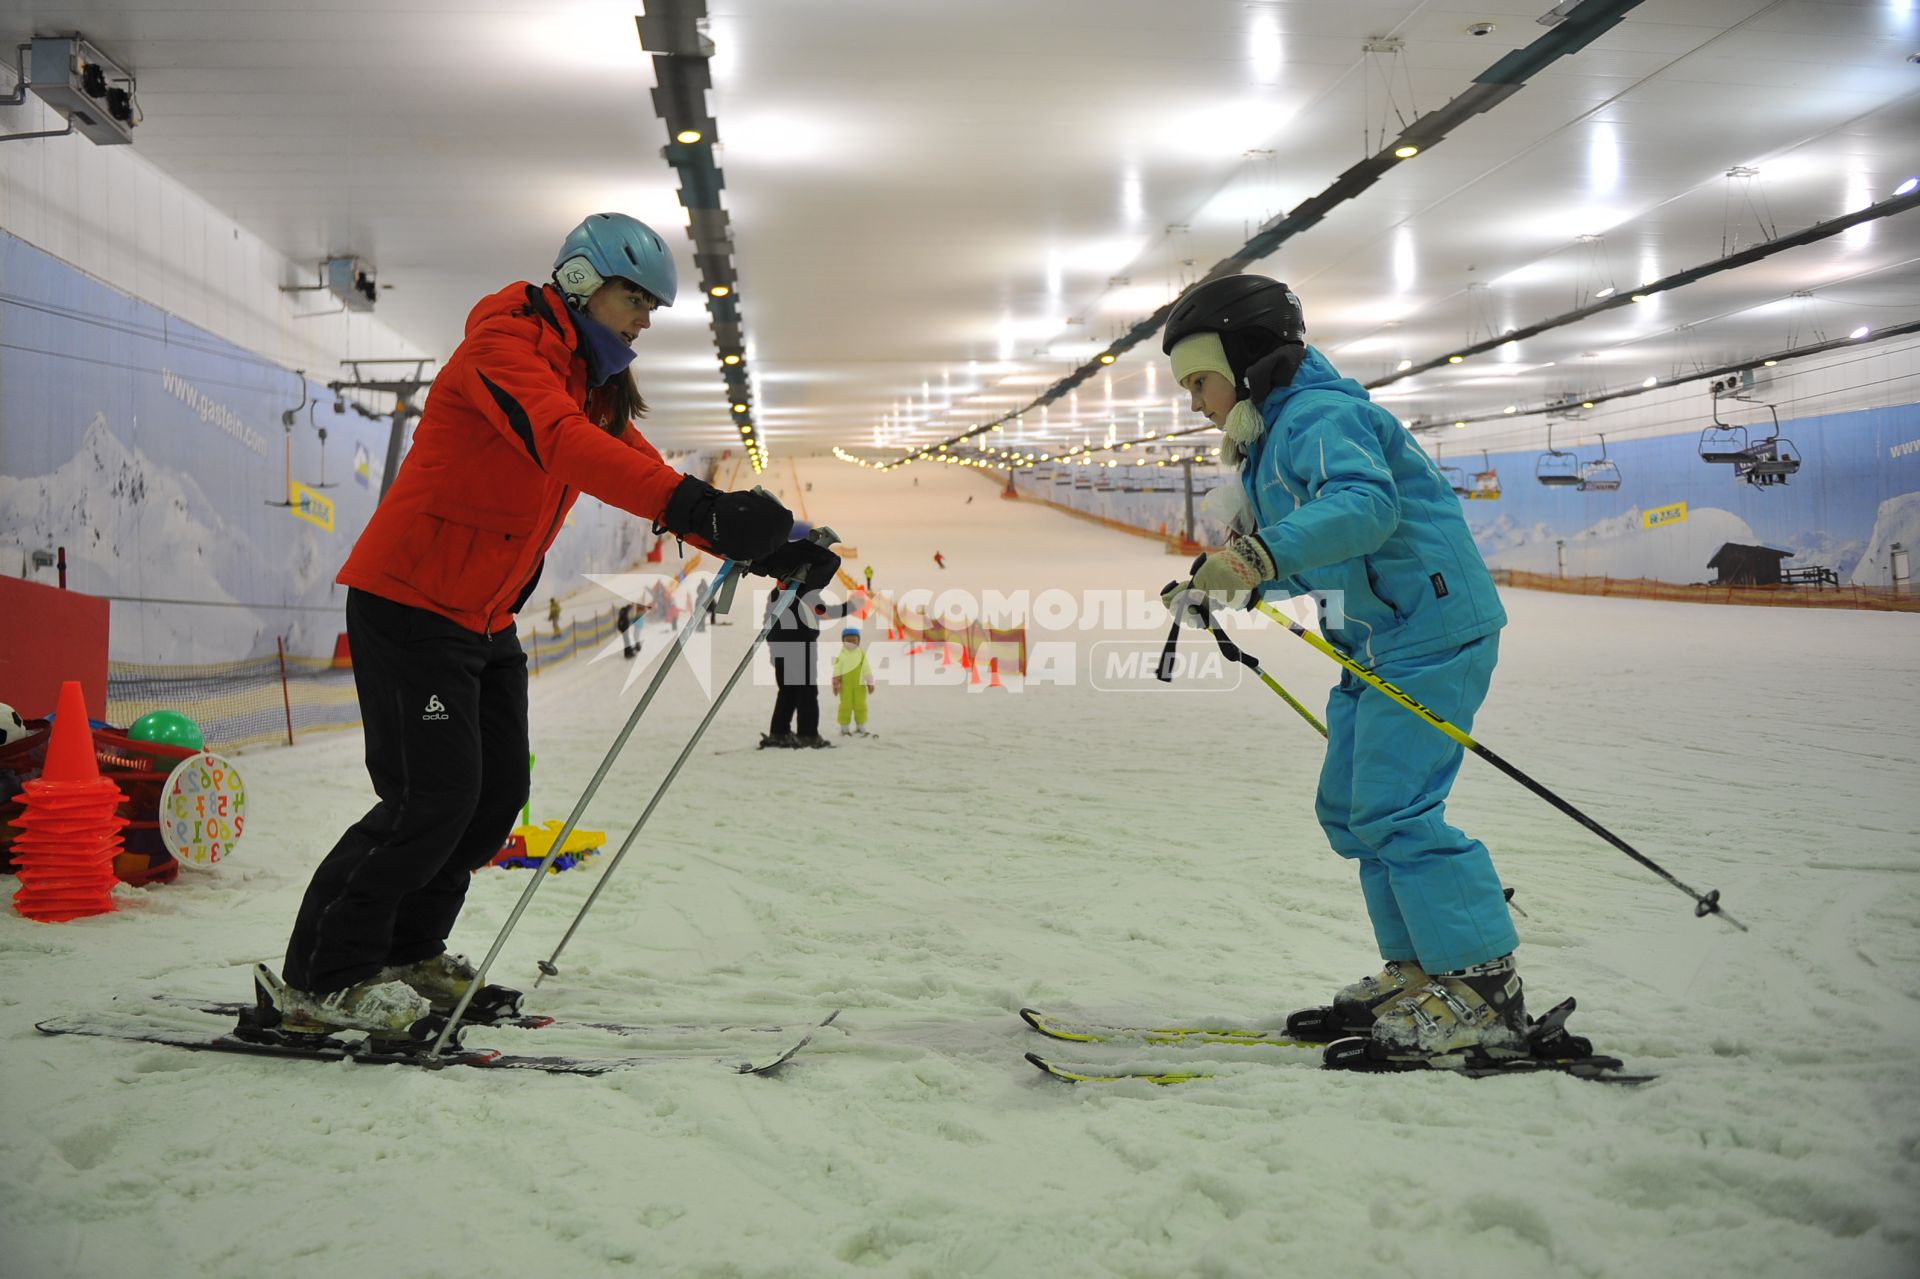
[1471,450,1502,500]
[1576,433,1622,492]
[1736,441,1800,486]
[1736,407,1800,487]
[1535,423,1583,487]
[1434,444,1473,498]
[1699,393,1750,463]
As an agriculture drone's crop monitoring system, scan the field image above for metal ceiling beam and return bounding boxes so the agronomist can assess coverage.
[895,0,1650,466]
[1368,187,1920,392]
[638,0,763,471]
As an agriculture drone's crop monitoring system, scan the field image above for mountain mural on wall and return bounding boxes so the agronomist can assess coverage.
[1853,491,1920,586]
[1472,504,1760,583]
[0,412,284,661]
[0,229,714,666]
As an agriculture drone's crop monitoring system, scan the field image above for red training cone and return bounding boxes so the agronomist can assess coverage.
[11,681,127,923]
[42,680,101,784]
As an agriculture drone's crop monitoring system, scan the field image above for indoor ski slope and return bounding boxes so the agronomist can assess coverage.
[3,458,1917,1279]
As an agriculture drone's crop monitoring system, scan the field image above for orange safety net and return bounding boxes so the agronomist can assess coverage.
[852,585,1028,676]
[1491,569,1920,613]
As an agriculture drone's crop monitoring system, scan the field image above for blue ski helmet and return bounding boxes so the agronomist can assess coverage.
[553,213,678,309]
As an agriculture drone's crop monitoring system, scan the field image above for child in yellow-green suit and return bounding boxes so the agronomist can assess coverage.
[832,627,876,737]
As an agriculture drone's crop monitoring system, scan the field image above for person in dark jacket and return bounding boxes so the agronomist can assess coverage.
[270,213,838,1035]
[616,603,636,659]
[760,585,854,750]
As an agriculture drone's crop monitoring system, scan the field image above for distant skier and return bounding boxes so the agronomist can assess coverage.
[616,604,636,659]
[832,626,877,737]
[547,596,563,636]
[863,564,874,593]
[760,581,854,749]
[965,495,974,505]
[1160,273,1518,1066]
[933,551,945,570]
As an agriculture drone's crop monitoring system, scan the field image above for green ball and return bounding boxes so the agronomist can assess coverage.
[128,709,204,751]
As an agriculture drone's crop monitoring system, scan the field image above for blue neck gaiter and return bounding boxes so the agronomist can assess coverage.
[571,305,639,387]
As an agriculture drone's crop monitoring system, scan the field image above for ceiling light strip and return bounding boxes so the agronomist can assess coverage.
[637,0,764,473]
[1368,187,1920,390]
[896,0,1648,465]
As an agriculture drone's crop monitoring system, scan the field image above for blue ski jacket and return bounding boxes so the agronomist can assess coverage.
[1240,347,1506,665]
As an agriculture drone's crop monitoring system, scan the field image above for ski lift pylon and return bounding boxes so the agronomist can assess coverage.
[1577,433,1622,492]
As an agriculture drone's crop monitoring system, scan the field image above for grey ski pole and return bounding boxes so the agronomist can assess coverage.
[428,560,739,1059]
[532,575,805,984]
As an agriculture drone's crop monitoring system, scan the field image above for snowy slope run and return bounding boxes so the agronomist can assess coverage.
[3,458,1918,1279]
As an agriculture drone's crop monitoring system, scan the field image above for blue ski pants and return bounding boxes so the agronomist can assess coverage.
[1314,633,1517,973]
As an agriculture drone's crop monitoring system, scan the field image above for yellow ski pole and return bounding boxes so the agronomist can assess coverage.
[1248,598,1741,931]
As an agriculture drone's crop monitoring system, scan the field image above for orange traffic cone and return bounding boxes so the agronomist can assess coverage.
[11,681,127,923]
[939,644,953,667]
[987,658,1004,689]
[967,649,981,685]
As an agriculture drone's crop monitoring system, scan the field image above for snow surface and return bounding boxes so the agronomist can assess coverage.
[4,458,1919,1279]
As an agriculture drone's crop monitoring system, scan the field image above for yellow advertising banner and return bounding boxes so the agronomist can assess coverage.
[1642,501,1687,530]
[289,480,335,531]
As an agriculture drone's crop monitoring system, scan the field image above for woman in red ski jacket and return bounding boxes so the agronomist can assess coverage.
[271,213,838,1033]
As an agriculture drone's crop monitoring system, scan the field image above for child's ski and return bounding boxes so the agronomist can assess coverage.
[1019,1007,1317,1049]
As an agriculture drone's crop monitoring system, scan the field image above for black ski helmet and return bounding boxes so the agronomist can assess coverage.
[1162,273,1306,400]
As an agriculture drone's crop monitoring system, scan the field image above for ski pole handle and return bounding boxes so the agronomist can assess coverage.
[1155,583,1184,684]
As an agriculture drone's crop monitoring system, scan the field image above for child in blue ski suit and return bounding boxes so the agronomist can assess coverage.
[1161,273,1524,1059]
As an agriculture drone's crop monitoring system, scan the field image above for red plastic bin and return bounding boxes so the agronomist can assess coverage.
[0,720,199,886]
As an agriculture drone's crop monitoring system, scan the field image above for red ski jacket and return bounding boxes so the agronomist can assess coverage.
[337,282,690,634]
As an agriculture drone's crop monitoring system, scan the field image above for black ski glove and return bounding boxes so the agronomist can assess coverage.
[752,539,842,593]
[661,476,793,563]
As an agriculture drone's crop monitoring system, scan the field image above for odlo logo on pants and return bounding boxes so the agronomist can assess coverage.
[422,695,450,722]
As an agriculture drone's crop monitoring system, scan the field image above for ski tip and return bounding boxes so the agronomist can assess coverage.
[1023,1051,1079,1081]
[1017,1008,1102,1042]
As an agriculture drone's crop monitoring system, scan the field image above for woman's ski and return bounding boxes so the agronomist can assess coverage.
[37,1007,839,1077]
[143,992,811,1039]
